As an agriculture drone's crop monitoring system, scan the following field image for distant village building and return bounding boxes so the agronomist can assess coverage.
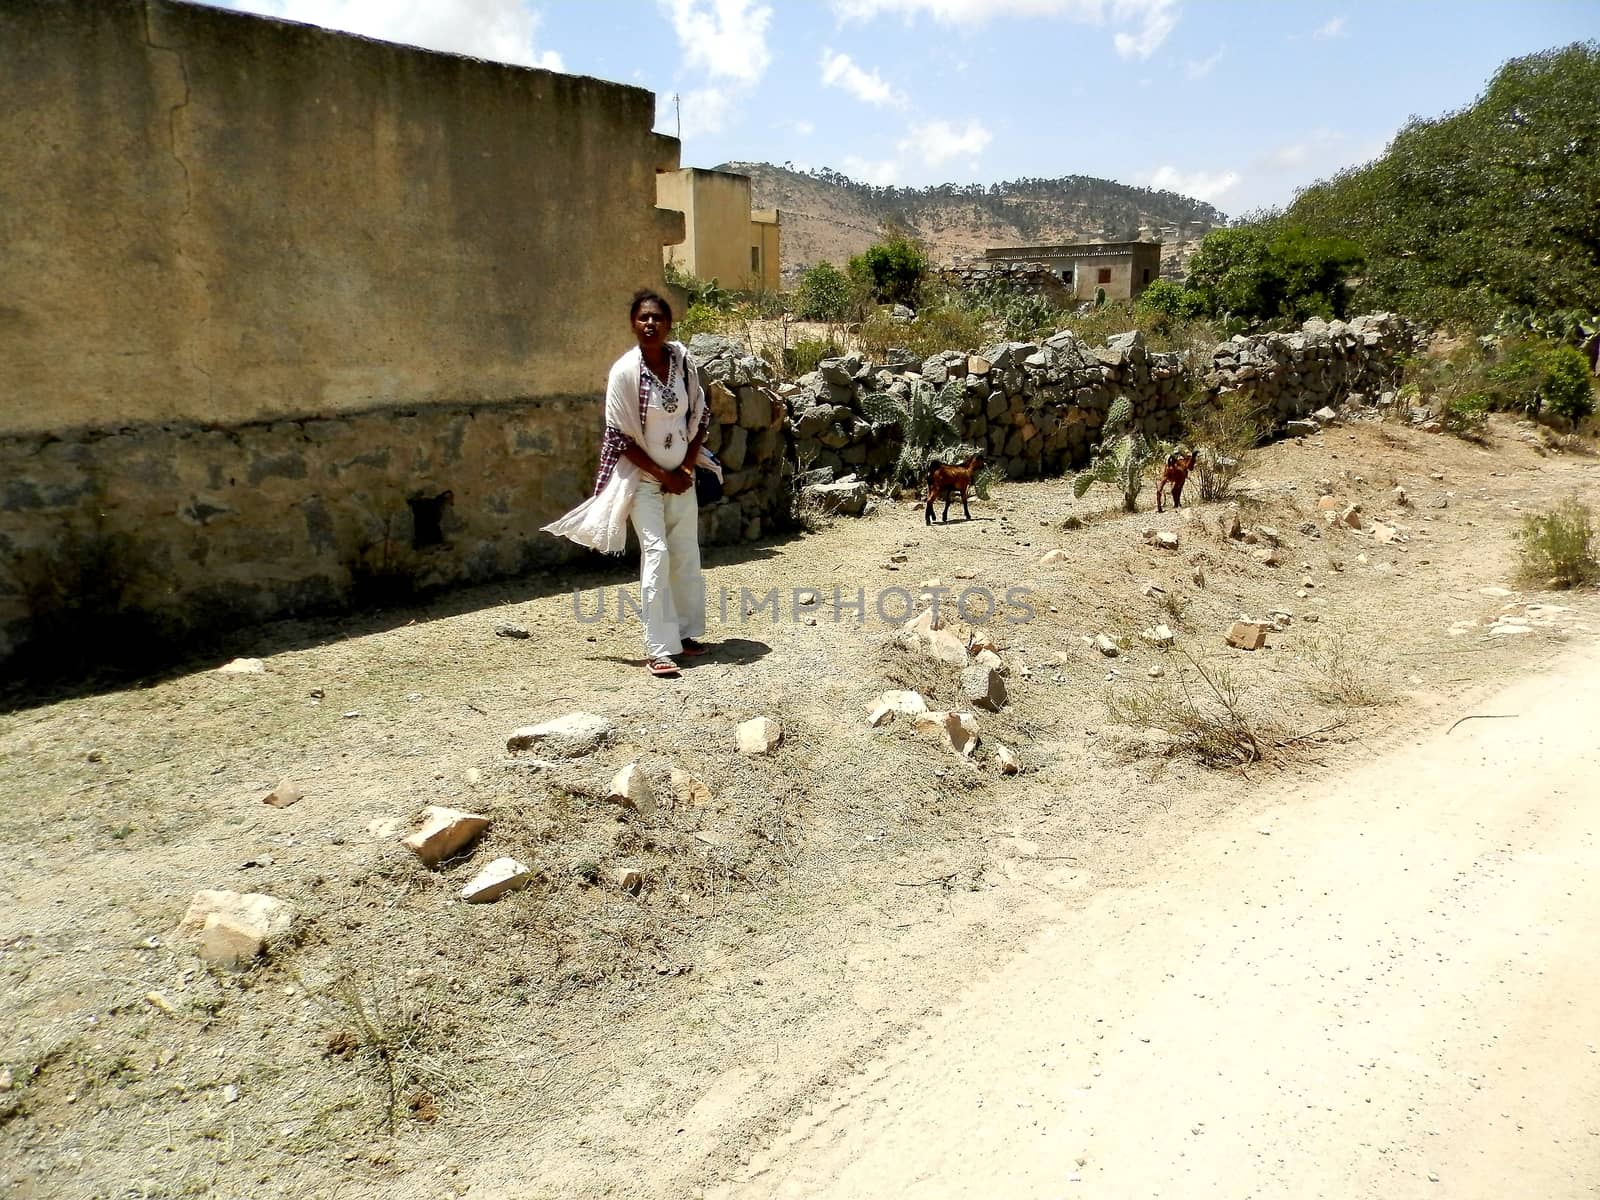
[657,167,780,293]
[984,241,1163,302]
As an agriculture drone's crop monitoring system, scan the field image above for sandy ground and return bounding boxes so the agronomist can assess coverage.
[2,414,1598,1199]
[709,642,1600,1199]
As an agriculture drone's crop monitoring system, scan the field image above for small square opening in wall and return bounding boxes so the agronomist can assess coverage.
[408,490,453,549]
[1097,267,1112,285]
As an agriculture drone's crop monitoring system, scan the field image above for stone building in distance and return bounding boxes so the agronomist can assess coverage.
[657,167,781,293]
[984,241,1164,302]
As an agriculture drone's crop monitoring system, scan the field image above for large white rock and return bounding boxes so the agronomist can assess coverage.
[402,806,491,866]
[177,890,297,969]
[736,717,783,755]
[505,713,614,758]
[461,857,533,903]
[913,710,980,757]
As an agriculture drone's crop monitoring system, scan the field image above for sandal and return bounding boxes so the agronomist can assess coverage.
[646,658,681,678]
[679,638,711,657]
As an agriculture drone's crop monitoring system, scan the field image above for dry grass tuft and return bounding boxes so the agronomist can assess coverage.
[1106,649,1276,767]
[1300,629,1393,708]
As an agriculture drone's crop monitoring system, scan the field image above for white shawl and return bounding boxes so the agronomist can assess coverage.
[541,342,722,555]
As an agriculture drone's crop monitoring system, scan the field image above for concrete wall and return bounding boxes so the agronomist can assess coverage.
[2,0,683,433]
[752,211,781,293]
[658,168,779,292]
[0,0,738,667]
[1069,246,1161,302]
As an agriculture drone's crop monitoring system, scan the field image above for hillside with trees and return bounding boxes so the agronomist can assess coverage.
[718,160,1227,280]
[1280,41,1599,331]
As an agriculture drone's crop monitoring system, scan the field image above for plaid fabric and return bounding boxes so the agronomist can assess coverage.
[592,346,705,495]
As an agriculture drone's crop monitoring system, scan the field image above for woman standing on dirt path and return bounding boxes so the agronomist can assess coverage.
[542,290,721,678]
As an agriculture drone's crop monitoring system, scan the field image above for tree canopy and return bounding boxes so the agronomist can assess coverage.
[1283,41,1600,326]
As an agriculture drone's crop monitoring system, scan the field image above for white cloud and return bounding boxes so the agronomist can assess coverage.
[832,0,1180,60]
[840,154,902,186]
[899,118,992,167]
[788,119,817,136]
[219,0,564,70]
[1313,15,1346,38]
[659,0,773,85]
[819,49,907,108]
[1145,164,1241,204]
[672,86,738,137]
[1184,45,1224,80]
[1111,0,1178,59]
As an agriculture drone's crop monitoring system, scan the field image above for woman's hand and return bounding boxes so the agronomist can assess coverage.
[659,465,694,495]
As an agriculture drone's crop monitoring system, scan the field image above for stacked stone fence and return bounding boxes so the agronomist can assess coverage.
[934,263,1075,307]
[1201,313,1417,420]
[787,312,1417,493]
[686,335,795,544]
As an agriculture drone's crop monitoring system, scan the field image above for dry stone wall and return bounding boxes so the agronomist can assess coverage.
[687,335,793,544]
[1201,313,1416,418]
[788,314,1416,490]
[790,328,1187,484]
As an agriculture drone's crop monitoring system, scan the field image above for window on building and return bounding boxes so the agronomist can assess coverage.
[751,246,761,272]
[1142,268,1151,284]
[1097,267,1112,285]
[1062,268,1073,284]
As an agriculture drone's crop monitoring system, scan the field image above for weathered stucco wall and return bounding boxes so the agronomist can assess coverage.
[1,0,683,434]
[1,0,756,668]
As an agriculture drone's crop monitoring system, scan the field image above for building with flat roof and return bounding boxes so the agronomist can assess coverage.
[984,241,1163,302]
[657,167,780,293]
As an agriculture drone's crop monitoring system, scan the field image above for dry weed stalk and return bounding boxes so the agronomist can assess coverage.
[1107,647,1272,766]
[1300,630,1392,708]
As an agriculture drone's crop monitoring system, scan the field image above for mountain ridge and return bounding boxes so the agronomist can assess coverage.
[714,160,1229,281]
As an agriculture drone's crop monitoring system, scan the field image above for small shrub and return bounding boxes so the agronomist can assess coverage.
[1515,497,1598,587]
[1105,651,1272,767]
[793,261,854,321]
[1301,631,1390,707]
[673,301,729,343]
[858,304,984,360]
[665,261,735,311]
[1440,390,1490,438]
[783,336,843,378]
[1540,345,1595,425]
[848,232,928,306]
[1181,389,1265,502]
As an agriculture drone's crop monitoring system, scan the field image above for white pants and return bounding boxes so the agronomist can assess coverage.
[629,479,705,659]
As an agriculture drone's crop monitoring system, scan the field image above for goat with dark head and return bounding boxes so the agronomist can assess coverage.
[925,453,986,525]
[1155,449,1198,512]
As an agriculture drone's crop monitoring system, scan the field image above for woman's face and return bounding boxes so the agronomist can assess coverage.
[632,300,672,349]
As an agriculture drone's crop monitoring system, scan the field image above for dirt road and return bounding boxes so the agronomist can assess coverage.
[710,643,1600,1200]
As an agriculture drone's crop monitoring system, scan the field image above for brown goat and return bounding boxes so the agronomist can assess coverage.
[925,453,986,525]
[1155,450,1198,512]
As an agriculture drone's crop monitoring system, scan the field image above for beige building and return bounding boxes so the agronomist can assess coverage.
[984,241,1163,302]
[657,168,780,293]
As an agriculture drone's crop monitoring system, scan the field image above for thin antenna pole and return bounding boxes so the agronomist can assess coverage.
[674,92,681,140]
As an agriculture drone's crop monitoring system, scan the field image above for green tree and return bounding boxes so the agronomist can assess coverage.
[1184,225,1362,327]
[1285,41,1600,326]
[793,261,854,321]
[1135,278,1205,322]
[848,232,929,306]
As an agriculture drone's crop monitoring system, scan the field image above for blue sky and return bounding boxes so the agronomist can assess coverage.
[201,0,1598,216]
